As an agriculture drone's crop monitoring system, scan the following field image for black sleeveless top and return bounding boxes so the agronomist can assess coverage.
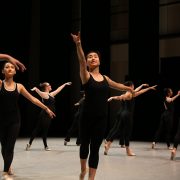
[164,100,174,114]
[0,81,20,125]
[121,98,135,114]
[42,95,56,113]
[82,74,109,116]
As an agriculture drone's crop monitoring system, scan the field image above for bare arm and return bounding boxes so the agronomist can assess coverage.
[71,32,90,84]
[0,53,26,72]
[134,85,157,97]
[108,91,132,102]
[166,90,180,102]
[31,87,49,99]
[104,75,134,93]
[18,84,55,119]
[135,84,149,92]
[50,82,72,97]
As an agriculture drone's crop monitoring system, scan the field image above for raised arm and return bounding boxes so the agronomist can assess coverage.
[108,91,132,102]
[71,32,90,84]
[0,53,26,72]
[167,90,180,102]
[50,82,72,97]
[134,85,157,97]
[19,84,55,118]
[31,87,49,99]
[134,84,149,92]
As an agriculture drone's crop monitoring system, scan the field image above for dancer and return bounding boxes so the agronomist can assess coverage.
[64,91,85,146]
[171,117,180,160]
[0,61,55,180]
[104,82,157,156]
[152,88,180,149]
[25,81,72,151]
[71,31,134,180]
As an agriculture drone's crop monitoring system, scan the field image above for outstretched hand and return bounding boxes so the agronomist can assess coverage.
[71,31,81,44]
[107,97,114,102]
[10,57,26,72]
[66,82,72,86]
[31,87,37,91]
[143,84,149,87]
[150,85,157,90]
[45,108,56,119]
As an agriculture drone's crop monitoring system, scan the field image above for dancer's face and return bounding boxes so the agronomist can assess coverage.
[2,62,16,78]
[86,52,100,69]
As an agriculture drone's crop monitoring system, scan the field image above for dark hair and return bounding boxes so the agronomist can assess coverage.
[39,82,49,91]
[163,88,172,96]
[86,50,101,61]
[124,81,134,87]
[1,61,14,70]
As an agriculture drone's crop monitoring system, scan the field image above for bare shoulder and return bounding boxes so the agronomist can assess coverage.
[103,75,110,81]
[16,83,25,92]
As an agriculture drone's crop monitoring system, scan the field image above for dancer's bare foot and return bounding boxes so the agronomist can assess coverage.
[79,168,87,180]
[126,148,136,156]
[120,145,125,148]
[168,147,173,150]
[2,172,13,180]
[104,144,110,155]
[170,149,176,160]
[152,142,155,149]
[8,167,14,175]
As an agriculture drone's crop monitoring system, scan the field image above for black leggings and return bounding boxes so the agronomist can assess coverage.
[106,111,133,147]
[79,114,107,169]
[153,111,173,147]
[29,113,51,148]
[0,122,20,172]
[65,111,80,144]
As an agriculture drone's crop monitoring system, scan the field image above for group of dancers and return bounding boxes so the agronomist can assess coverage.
[0,31,180,180]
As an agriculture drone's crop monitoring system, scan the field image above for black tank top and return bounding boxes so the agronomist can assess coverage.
[164,100,174,114]
[42,95,56,113]
[121,98,135,113]
[0,81,20,125]
[83,74,109,116]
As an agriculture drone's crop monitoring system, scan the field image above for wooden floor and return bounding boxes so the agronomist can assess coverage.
[0,138,180,180]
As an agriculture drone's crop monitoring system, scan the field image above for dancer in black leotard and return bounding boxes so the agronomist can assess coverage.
[152,88,180,150]
[104,82,157,156]
[0,61,55,180]
[71,32,134,180]
[25,81,72,151]
[64,91,85,146]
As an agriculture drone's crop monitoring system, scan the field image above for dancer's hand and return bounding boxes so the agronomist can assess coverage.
[71,31,81,45]
[66,82,72,86]
[31,87,37,91]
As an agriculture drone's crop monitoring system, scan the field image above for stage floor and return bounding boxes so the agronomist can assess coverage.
[0,138,180,180]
